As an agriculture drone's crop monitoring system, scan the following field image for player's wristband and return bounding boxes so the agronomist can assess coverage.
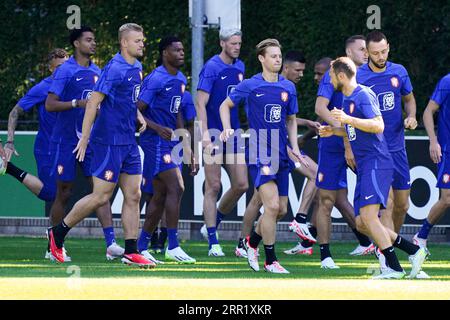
[72,99,78,108]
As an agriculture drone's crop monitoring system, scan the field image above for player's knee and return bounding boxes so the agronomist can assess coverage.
[125,189,142,204]
[394,201,409,214]
[93,193,111,207]
[231,180,248,195]
[355,217,366,233]
[277,204,288,220]
[205,181,221,196]
[57,184,72,201]
[264,201,280,216]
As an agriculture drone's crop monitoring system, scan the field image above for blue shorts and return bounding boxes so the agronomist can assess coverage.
[35,152,57,200]
[354,168,393,216]
[316,148,347,190]
[436,152,450,189]
[50,142,92,182]
[141,142,179,193]
[90,142,142,183]
[391,149,411,190]
[248,161,290,196]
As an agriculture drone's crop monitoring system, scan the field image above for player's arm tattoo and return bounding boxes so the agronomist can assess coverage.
[7,105,24,142]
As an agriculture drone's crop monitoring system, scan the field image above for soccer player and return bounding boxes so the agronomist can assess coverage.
[142,91,197,255]
[313,36,374,269]
[47,23,151,267]
[320,57,428,279]
[196,29,248,256]
[0,141,6,174]
[3,49,68,204]
[235,50,319,258]
[44,27,124,261]
[220,38,302,273]
[413,73,450,247]
[137,36,197,264]
[357,31,417,234]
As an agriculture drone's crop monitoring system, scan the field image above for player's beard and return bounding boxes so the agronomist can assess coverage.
[369,57,386,69]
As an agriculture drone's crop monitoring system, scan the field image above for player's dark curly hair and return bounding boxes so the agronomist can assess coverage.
[157,36,181,66]
[69,26,94,47]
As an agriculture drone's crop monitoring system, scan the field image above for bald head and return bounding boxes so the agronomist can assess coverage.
[314,57,332,85]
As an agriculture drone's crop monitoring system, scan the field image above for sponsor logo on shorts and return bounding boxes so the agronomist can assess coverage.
[318,172,324,182]
[281,91,288,102]
[57,165,64,175]
[365,195,374,200]
[443,174,449,184]
[390,76,399,88]
[104,170,114,181]
[163,154,172,164]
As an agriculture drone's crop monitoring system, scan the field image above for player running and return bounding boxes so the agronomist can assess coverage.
[413,73,450,248]
[137,36,198,264]
[47,23,153,268]
[196,29,248,256]
[313,36,374,269]
[320,57,428,279]
[3,49,67,205]
[220,39,303,273]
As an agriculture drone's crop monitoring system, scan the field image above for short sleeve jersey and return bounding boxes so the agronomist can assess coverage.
[197,55,245,131]
[357,62,413,152]
[49,56,101,145]
[91,53,143,145]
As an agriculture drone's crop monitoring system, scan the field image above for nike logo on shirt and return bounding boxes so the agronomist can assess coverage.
[165,87,172,91]
[221,76,227,80]
[256,93,264,97]
[128,77,133,81]
[76,78,83,81]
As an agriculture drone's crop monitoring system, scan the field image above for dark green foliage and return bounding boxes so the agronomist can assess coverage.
[0,0,448,128]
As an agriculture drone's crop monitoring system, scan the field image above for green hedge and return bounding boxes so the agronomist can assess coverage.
[1,0,448,128]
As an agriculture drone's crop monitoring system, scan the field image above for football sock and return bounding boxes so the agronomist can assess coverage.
[207,227,219,249]
[124,239,138,254]
[320,243,331,261]
[417,219,434,240]
[137,230,152,252]
[6,162,27,183]
[158,227,168,248]
[264,244,277,265]
[216,210,225,227]
[249,231,262,249]
[52,221,71,249]
[381,246,403,272]
[167,228,179,250]
[393,235,419,255]
[352,228,372,247]
[294,212,307,224]
[102,227,116,248]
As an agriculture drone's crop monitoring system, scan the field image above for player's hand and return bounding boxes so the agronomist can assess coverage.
[318,125,334,137]
[156,126,174,141]
[73,137,89,162]
[189,153,199,176]
[331,108,350,124]
[137,113,147,134]
[76,99,88,108]
[288,148,309,168]
[0,144,7,163]
[429,140,442,164]
[4,142,19,161]
[306,120,322,133]
[220,128,234,142]
[404,116,418,130]
[345,145,356,171]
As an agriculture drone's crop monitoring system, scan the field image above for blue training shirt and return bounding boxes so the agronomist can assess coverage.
[229,73,298,165]
[49,56,101,145]
[138,65,188,147]
[356,62,413,152]
[342,85,393,172]
[317,71,345,152]
[17,76,55,155]
[91,53,142,145]
[197,55,245,131]
[432,73,450,153]
[181,91,197,122]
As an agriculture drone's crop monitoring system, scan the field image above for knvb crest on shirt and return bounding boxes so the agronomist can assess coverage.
[132,84,141,103]
[170,96,182,113]
[377,91,395,111]
[349,103,355,114]
[264,104,282,123]
[281,91,288,102]
[238,73,244,82]
[390,76,399,88]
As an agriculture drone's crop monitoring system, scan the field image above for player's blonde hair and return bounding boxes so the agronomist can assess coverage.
[256,39,281,57]
[118,23,143,43]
